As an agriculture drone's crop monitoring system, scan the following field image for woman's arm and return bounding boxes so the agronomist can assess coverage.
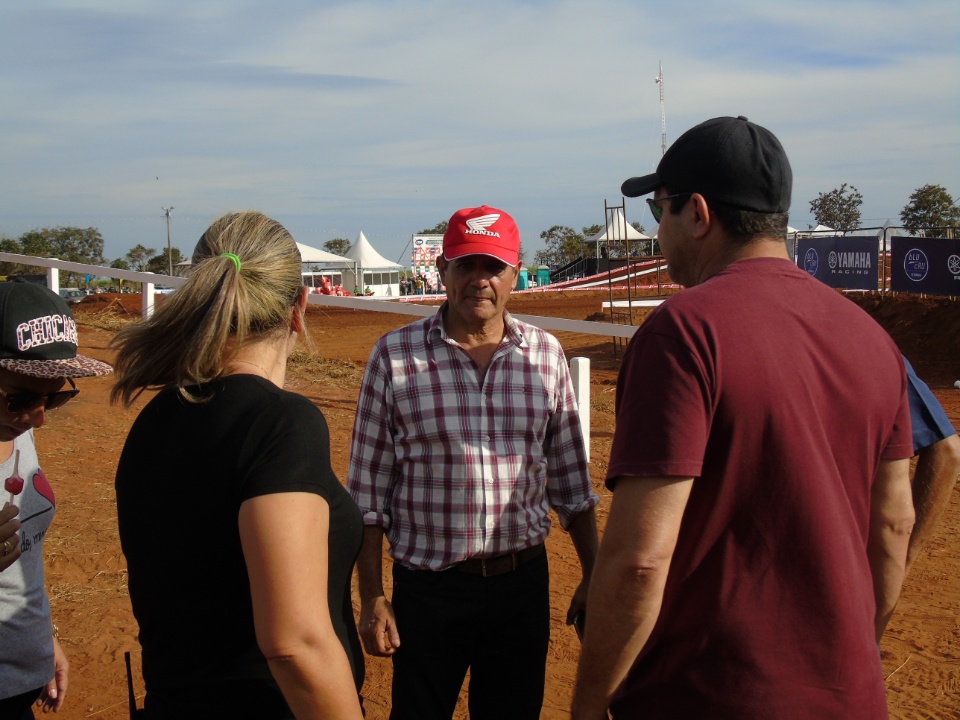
[35,634,68,713]
[239,492,363,720]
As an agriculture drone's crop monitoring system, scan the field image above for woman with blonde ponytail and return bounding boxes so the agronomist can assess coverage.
[112,212,365,719]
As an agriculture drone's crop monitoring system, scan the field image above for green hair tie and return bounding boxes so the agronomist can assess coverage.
[220,253,242,272]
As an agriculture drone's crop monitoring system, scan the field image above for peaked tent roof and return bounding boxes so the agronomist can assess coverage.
[175,243,350,267]
[296,242,352,264]
[812,224,840,235]
[345,232,403,270]
[585,209,650,243]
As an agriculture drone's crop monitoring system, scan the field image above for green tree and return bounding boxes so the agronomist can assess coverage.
[808,183,863,232]
[900,184,960,236]
[322,238,352,256]
[147,247,184,275]
[110,258,130,271]
[19,226,106,265]
[17,226,107,286]
[126,244,156,272]
[0,237,31,277]
[417,220,448,235]
[539,225,585,267]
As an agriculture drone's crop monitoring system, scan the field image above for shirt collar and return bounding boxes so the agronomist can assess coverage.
[428,302,526,349]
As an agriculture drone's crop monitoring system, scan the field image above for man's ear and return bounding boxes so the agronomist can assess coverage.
[510,262,522,290]
[436,255,448,281]
[688,193,713,239]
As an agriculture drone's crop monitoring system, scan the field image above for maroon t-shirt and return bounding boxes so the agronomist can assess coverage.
[607,258,912,719]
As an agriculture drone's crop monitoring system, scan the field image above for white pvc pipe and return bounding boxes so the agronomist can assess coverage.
[570,356,590,463]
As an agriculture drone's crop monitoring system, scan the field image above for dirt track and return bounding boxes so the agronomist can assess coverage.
[35,289,960,719]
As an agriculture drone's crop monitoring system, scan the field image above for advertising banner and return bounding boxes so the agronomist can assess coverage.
[890,236,960,296]
[797,236,878,290]
[411,234,443,291]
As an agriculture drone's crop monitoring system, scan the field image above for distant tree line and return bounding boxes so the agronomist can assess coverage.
[0,227,186,287]
[2,184,955,284]
[809,183,959,236]
[0,226,108,286]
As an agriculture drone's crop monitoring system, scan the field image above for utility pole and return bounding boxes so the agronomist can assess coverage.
[655,61,666,156]
[162,206,174,276]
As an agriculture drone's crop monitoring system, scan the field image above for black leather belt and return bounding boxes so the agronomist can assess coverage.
[451,543,545,577]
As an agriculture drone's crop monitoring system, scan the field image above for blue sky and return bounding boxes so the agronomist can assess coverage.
[1,0,957,265]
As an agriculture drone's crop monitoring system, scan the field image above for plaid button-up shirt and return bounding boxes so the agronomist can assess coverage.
[347,305,597,571]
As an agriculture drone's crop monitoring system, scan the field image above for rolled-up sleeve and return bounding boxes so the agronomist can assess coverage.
[347,342,399,530]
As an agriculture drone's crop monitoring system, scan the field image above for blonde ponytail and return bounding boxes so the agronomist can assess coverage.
[110,212,303,406]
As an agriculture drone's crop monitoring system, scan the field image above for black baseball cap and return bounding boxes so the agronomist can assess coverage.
[0,282,113,379]
[621,116,792,214]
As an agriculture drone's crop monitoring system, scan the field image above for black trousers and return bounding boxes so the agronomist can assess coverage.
[389,551,550,720]
[0,688,41,720]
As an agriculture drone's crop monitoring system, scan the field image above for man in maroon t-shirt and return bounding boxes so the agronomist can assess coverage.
[571,117,915,719]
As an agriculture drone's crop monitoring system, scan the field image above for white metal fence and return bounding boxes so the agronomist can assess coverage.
[0,253,639,461]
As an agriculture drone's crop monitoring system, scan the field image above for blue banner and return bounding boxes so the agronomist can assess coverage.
[797,236,878,290]
[891,236,960,296]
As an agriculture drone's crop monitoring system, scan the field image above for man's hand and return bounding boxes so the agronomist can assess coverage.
[36,635,68,713]
[566,578,589,626]
[566,507,599,628]
[359,595,401,656]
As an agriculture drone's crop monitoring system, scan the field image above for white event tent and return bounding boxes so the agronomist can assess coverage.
[584,208,651,258]
[175,242,352,273]
[296,242,352,264]
[343,232,403,296]
[296,242,353,290]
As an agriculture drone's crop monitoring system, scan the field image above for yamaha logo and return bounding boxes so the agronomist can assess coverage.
[948,254,960,277]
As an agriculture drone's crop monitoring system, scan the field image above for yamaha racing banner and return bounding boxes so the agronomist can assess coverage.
[798,236,878,290]
[891,236,960,297]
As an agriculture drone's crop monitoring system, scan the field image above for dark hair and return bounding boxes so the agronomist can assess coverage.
[668,193,789,245]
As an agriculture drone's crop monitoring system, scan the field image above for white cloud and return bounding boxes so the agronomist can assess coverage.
[0,0,956,258]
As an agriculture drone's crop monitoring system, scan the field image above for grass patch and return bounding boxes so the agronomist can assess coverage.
[287,349,364,389]
[74,300,141,332]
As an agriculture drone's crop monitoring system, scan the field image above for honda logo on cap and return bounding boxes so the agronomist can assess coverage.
[465,214,501,238]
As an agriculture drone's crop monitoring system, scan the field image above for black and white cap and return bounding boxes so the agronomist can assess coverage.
[0,282,113,379]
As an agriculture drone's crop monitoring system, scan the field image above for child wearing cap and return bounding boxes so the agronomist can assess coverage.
[0,280,112,719]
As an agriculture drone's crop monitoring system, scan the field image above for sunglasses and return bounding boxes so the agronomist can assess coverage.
[0,378,79,414]
[646,193,692,223]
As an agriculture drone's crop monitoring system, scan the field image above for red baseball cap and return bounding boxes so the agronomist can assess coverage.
[442,205,520,266]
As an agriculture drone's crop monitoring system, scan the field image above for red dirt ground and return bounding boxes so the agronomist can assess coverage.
[35,289,960,719]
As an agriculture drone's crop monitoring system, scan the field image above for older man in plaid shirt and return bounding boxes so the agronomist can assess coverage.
[347,205,599,720]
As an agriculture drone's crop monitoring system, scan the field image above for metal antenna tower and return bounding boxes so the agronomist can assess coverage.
[655,61,666,155]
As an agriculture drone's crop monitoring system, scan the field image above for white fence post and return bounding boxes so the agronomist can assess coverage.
[570,356,590,463]
[143,280,155,318]
[47,266,60,294]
